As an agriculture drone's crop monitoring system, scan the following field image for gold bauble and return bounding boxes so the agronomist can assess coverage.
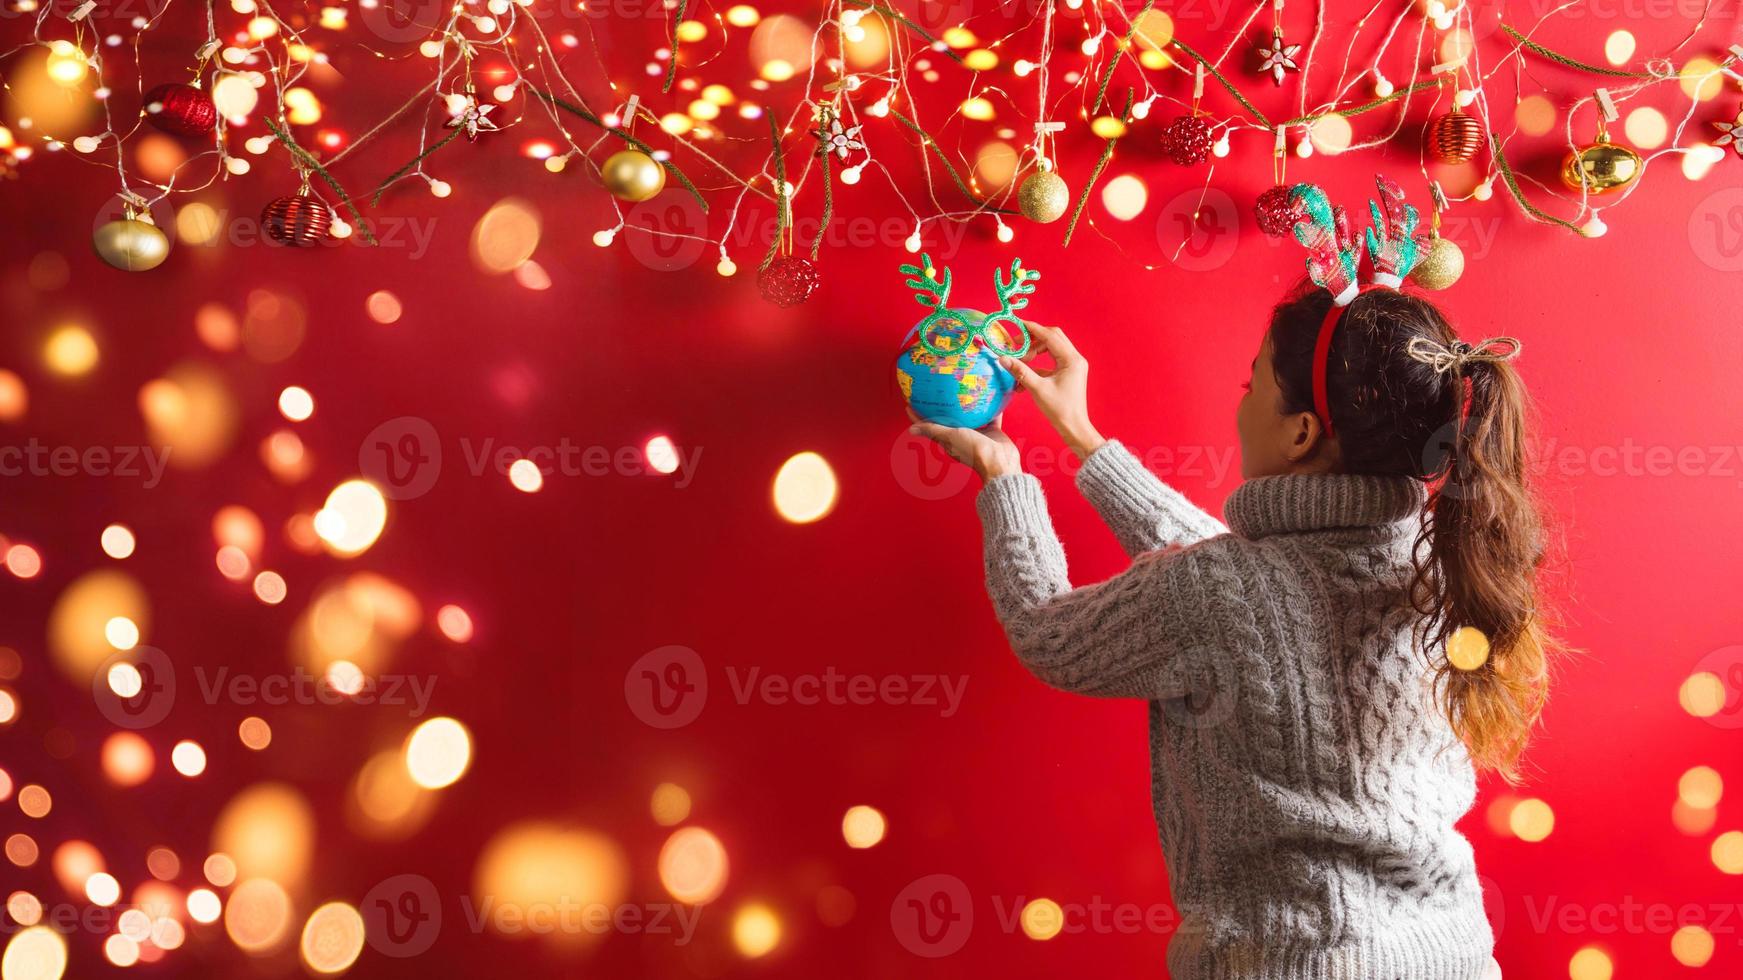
[93,218,170,272]
[1560,136,1641,196]
[1409,236,1464,290]
[1017,170,1069,224]
[601,149,666,203]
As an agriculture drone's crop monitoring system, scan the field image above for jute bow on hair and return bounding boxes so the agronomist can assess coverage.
[1404,336,1522,374]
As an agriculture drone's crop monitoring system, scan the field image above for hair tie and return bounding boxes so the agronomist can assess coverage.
[1404,336,1522,374]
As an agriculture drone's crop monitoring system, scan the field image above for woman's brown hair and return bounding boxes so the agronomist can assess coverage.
[1269,283,1556,781]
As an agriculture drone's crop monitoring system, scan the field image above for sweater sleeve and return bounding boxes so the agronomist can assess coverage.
[1074,439,1227,558]
[977,472,1194,700]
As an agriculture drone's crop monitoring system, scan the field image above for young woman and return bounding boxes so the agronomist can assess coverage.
[912,284,1549,979]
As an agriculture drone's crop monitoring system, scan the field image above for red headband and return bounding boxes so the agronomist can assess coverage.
[1310,285,1388,439]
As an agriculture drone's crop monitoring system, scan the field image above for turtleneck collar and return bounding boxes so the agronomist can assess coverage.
[1223,473,1427,539]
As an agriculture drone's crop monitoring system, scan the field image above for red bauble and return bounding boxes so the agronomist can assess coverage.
[142,83,217,138]
[1254,185,1299,237]
[261,195,332,247]
[1428,109,1484,164]
[757,256,820,307]
[1161,115,1215,165]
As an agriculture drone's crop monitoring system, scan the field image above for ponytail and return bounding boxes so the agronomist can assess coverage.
[1412,357,1556,782]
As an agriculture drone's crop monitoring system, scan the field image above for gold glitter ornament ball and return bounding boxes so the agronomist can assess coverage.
[93,218,171,272]
[1409,236,1464,290]
[601,150,666,202]
[1018,170,1070,223]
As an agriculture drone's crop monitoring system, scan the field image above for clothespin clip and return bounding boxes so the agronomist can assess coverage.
[1429,180,1449,214]
[67,1,96,20]
[1594,87,1618,124]
[623,94,641,125]
[1273,125,1287,156]
[1429,58,1465,75]
[1192,64,1205,102]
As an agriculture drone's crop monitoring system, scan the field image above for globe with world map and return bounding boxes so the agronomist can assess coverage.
[896,312,1018,430]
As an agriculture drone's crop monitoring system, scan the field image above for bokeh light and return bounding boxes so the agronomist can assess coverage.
[650,782,691,826]
[659,826,730,904]
[225,878,293,953]
[732,902,781,958]
[773,452,837,523]
[299,902,365,974]
[212,783,315,885]
[404,716,473,789]
[841,805,886,848]
[314,480,389,557]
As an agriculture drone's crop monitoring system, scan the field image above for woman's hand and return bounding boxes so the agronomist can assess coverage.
[909,413,1022,482]
[1000,322,1106,460]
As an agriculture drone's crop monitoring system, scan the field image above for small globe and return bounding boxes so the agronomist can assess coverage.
[896,312,1018,429]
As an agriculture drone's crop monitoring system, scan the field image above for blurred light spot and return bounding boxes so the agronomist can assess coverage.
[749,15,811,81]
[195,303,240,351]
[262,429,310,482]
[325,660,365,696]
[1089,115,1126,139]
[86,872,120,906]
[172,740,207,777]
[725,4,758,27]
[203,852,237,886]
[0,371,27,421]
[140,363,240,468]
[283,86,321,124]
[1438,28,1473,64]
[1672,923,1714,966]
[214,508,263,561]
[118,908,153,942]
[514,260,552,290]
[100,525,135,559]
[176,201,222,245]
[1624,107,1667,149]
[278,386,314,421]
[212,73,258,118]
[1,926,67,980]
[105,616,139,650]
[973,141,1018,190]
[348,747,434,841]
[43,325,98,376]
[216,545,251,581]
[1680,672,1727,716]
[508,459,544,493]
[659,827,729,904]
[963,48,998,71]
[645,436,680,475]
[365,291,402,324]
[238,717,272,750]
[0,691,15,726]
[842,12,888,67]
[1446,626,1490,671]
[212,783,315,885]
[471,198,542,274]
[253,571,287,605]
[134,133,186,181]
[225,878,292,953]
[242,289,307,364]
[1673,798,1717,835]
[1681,143,1726,181]
[314,480,389,557]
[650,782,691,826]
[5,834,38,866]
[1021,897,1064,939]
[404,717,472,789]
[187,888,222,924]
[472,823,628,939]
[1568,946,1612,980]
[5,892,41,927]
[1132,8,1173,48]
[773,452,836,523]
[1513,96,1555,139]
[1604,30,1635,65]
[1309,113,1353,154]
[1680,57,1723,101]
[1713,830,1743,873]
[436,605,473,642]
[4,545,41,579]
[1679,765,1723,808]
[299,902,364,974]
[146,847,179,881]
[102,935,137,968]
[1508,798,1553,841]
[152,917,185,950]
[732,903,780,958]
[841,805,886,848]
[816,884,855,926]
[102,732,154,786]
[17,786,50,818]
[1101,174,1147,220]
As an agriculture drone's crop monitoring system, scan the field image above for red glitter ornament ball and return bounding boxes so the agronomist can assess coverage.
[757,256,820,307]
[1161,115,1215,166]
[261,195,332,247]
[1254,185,1299,237]
[142,83,217,138]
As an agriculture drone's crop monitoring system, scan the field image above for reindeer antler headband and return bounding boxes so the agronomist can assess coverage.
[1285,175,1517,437]
[898,253,1040,359]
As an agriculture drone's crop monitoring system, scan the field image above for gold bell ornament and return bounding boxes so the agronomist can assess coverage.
[601,149,666,202]
[93,206,171,272]
[1560,120,1641,197]
[1018,167,1069,224]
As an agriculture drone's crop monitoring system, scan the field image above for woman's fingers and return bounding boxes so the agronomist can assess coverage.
[998,356,1046,390]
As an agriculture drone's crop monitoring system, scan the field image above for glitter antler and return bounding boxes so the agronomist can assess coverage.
[897,253,1036,358]
[1364,175,1433,287]
[1287,183,1361,305]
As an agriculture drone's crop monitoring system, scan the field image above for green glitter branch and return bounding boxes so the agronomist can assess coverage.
[261,117,376,246]
[1064,89,1133,247]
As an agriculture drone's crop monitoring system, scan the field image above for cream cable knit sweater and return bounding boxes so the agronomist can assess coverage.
[977,440,1493,980]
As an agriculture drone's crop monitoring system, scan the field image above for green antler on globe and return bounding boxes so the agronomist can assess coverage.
[895,254,1042,429]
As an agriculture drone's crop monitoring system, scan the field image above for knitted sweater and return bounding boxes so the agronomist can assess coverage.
[977,441,1493,980]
